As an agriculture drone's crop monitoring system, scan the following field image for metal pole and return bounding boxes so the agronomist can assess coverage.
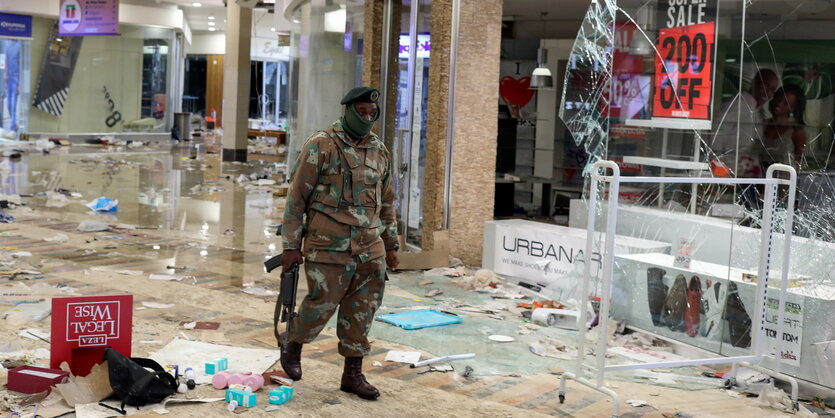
[575,163,601,375]
[596,161,620,387]
[770,164,796,374]
[753,170,776,357]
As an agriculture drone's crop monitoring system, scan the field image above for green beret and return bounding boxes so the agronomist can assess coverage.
[340,86,380,105]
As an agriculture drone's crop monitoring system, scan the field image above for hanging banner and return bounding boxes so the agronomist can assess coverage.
[651,0,718,122]
[58,0,120,37]
[0,13,33,39]
[32,23,84,117]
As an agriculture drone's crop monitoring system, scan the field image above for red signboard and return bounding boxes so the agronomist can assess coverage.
[652,21,716,120]
[605,21,653,120]
[51,295,133,376]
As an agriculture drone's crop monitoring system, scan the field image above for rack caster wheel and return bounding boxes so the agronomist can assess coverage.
[559,392,565,404]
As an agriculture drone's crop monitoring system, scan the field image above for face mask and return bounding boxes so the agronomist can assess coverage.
[341,104,379,139]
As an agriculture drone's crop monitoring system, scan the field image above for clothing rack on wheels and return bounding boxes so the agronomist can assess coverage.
[558,160,799,418]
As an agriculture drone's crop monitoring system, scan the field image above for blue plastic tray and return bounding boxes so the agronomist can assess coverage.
[377,309,463,330]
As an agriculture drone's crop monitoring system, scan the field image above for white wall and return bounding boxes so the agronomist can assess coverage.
[187,34,226,55]
[186,34,291,62]
[28,18,147,133]
[533,39,580,203]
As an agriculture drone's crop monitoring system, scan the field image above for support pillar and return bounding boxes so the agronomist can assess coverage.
[447,0,501,265]
[222,2,252,162]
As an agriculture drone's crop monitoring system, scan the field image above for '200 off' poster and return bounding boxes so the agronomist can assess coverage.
[652,0,718,122]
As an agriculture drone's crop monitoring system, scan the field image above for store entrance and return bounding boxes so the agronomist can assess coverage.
[0,37,29,140]
[380,0,432,250]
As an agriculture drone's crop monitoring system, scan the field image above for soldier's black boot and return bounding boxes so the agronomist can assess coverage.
[280,341,303,380]
[340,357,379,400]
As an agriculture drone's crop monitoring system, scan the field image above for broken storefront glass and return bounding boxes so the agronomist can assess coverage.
[560,0,835,391]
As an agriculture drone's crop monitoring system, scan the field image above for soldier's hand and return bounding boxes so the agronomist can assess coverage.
[385,249,399,271]
[281,249,304,271]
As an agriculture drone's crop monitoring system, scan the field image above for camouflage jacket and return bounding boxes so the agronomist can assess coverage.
[282,120,398,264]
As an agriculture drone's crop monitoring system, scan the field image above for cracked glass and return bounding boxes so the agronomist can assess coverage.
[560,0,835,390]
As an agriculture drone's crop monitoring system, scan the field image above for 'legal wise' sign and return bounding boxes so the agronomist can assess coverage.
[52,295,132,376]
[66,300,122,346]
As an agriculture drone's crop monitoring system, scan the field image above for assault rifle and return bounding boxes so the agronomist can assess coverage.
[264,254,300,348]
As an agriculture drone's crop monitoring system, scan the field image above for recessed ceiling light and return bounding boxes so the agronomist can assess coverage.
[208,27,216,31]
[208,21,215,26]
[192,2,202,7]
[208,15,215,20]
[270,27,276,31]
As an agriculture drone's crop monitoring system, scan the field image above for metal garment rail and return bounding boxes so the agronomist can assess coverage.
[558,160,799,417]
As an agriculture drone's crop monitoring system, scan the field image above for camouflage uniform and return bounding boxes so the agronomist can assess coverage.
[282,119,398,357]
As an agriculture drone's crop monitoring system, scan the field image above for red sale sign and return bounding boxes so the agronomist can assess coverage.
[51,295,133,376]
[652,21,715,120]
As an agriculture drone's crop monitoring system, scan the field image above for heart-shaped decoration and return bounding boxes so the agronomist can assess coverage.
[500,76,535,108]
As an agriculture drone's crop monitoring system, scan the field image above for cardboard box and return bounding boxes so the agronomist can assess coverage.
[8,366,69,394]
[205,357,228,374]
[226,388,256,407]
[268,386,294,405]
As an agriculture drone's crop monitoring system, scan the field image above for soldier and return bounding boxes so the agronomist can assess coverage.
[279,86,399,401]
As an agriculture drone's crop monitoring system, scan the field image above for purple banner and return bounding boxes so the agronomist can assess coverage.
[58,0,120,37]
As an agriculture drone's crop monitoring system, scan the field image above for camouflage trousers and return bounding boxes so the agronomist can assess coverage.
[288,257,386,357]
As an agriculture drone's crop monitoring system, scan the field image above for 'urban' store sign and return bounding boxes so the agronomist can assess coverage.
[482,220,670,300]
[0,12,33,39]
[59,0,120,36]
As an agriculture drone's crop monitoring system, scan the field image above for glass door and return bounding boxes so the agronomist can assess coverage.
[381,0,431,249]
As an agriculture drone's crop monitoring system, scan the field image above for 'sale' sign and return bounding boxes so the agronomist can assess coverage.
[652,0,718,121]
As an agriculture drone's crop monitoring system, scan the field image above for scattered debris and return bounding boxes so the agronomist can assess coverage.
[242,287,277,296]
[77,220,109,232]
[178,321,220,330]
[755,385,795,412]
[384,350,421,364]
[424,288,443,297]
[372,361,382,367]
[725,389,743,398]
[149,274,191,281]
[456,269,503,290]
[488,335,515,343]
[86,197,118,212]
[529,338,575,360]
[418,280,434,286]
[43,233,69,243]
[53,362,113,407]
[627,400,649,407]
[141,301,175,309]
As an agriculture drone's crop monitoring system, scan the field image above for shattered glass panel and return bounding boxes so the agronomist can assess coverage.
[560,0,835,391]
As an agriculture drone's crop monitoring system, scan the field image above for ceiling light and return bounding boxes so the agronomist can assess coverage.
[208,21,215,26]
[208,27,216,31]
[208,15,215,20]
[192,2,202,7]
[270,27,276,31]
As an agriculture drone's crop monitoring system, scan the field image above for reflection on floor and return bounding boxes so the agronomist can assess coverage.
[0,142,816,416]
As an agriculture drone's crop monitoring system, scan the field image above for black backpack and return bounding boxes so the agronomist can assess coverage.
[103,348,177,409]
